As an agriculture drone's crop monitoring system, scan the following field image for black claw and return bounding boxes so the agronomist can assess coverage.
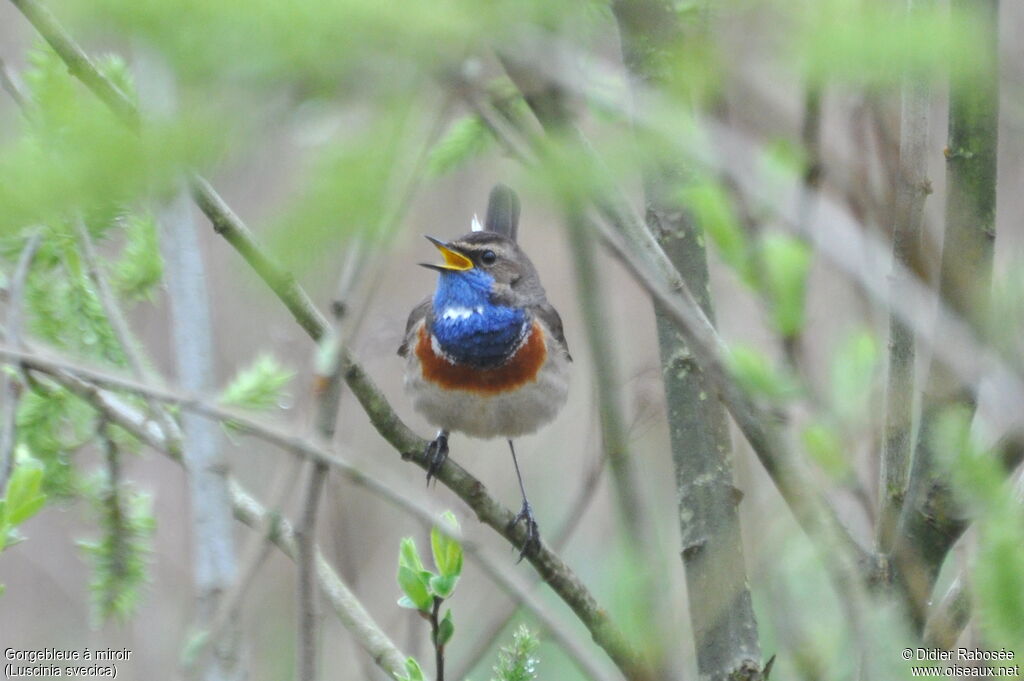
[425,433,449,486]
[507,501,541,562]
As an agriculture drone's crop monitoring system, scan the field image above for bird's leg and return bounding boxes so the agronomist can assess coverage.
[425,430,449,486]
[506,439,540,561]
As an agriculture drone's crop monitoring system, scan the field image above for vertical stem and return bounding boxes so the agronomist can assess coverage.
[877,0,933,554]
[611,2,764,679]
[894,0,999,628]
[0,232,42,489]
[160,188,240,680]
[430,597,445,681]
[296,460,329,681]
[565,213,652,559]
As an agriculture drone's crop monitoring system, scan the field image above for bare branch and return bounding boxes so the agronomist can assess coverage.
[0,231,42,489]
[183,459,304,671]
[877,0,934,554]
[610,3,764,676]
[894,0,1000,628]
[231,481,411,678]
[157,183,239,680]
[0,58,28,111]
[922,574,970,649]
[74,219,179,444]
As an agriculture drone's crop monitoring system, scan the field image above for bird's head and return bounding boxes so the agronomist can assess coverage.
[420,229,544,308]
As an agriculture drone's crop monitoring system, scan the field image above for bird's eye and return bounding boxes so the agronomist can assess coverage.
[480,250,497,266]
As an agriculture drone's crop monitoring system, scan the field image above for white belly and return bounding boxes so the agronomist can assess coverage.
[405,350,569,439]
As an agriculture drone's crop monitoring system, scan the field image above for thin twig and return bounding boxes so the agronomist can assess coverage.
[97,419,130,615]
[183,458,304,671]
[0,231,42,489]
[230,480,412,678]
[564,212,650,553]
[296,458,329,681]
[74,219,179,447]
[0,58,29,111]
[429,597,445,681]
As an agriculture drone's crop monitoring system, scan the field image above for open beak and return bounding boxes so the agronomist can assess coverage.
[420,236,474,272]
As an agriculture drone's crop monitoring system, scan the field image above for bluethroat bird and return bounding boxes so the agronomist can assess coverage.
[399,185,571,558]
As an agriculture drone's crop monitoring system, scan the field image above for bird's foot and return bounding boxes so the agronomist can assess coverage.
[507,500,541,562]
[424,432,449,486]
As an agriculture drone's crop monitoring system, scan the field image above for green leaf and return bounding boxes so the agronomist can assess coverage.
[759,232,812,337]
[436,608,454,647]
[3,461,47,526]
[430,511,463,579]
[491,624,540,681]
[113,212,163,301]
[429,574,458,599]
[397,565,432,612]
[681,179,754,285]
[726,345,800,403]
[801,422,849,480]
[397,657,426,681]
[219,355,294,411]
[399,537,425,573]
[396,595,420,610]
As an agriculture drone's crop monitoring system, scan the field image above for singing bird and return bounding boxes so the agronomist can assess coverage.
[399,185,571,557]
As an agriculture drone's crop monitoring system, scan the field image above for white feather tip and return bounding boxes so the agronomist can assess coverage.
[471,214,484,232]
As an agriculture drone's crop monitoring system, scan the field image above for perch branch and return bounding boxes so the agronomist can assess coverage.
[1,341,642,680]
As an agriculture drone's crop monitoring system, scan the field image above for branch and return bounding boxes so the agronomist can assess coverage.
[921,573,969,649]
[183,460,304,671]
[295,457,329,681]
[2,341,641,680]
[0,58,29,111]
[74,219,179,446]
[96,420,130,616]
[29,353,615,681]
[157,180,239,680]
[564,212,651,551]
[0,231,42,488]
[230,480,411,678]
[450,443,608,681]
[610,3,764,677]
[877,0,933,554]
[894,0,1000,628]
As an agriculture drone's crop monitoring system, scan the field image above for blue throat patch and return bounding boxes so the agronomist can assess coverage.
[431,269,528,368]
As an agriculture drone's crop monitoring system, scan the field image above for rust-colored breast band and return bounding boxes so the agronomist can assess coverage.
[416,322,547,395]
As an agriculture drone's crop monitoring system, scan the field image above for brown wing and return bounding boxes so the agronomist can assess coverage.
[534,302,571,362]
[398,298,432,357]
